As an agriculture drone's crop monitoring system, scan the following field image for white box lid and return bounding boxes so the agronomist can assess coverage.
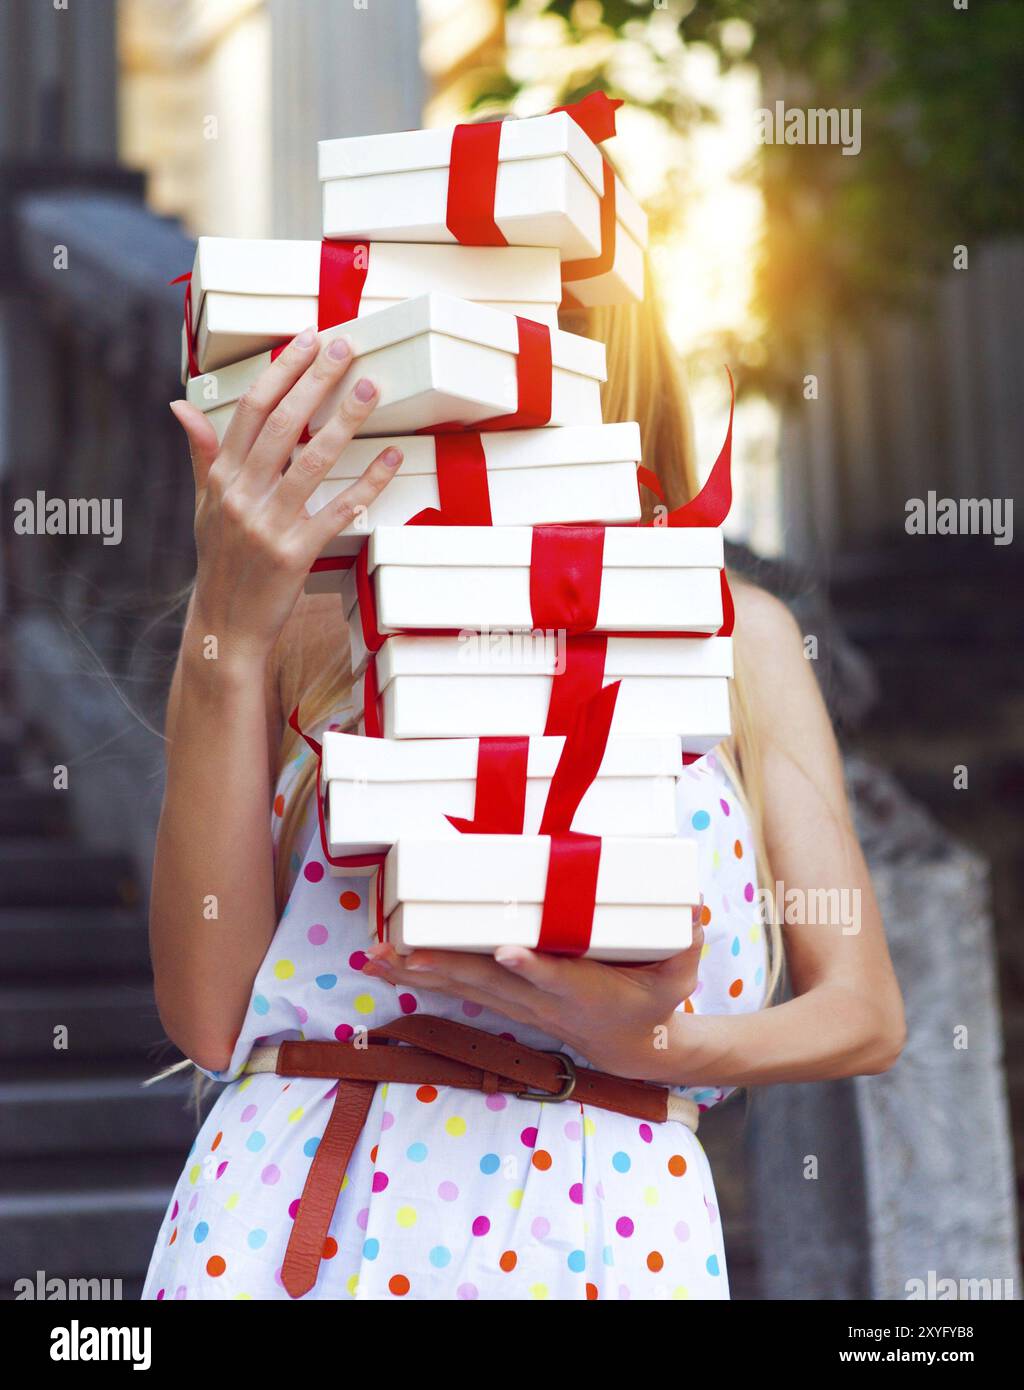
[383,835,697,912]
[191,238,322,305]
[319,422,643,481]
[319,110,605,197]
[185,292,605,401]
[363,524,723,572]
[372,633,735,682]
[321,730,682,787]
[191,238,563,308]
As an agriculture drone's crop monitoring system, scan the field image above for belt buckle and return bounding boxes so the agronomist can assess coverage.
[516,1050,577,1103]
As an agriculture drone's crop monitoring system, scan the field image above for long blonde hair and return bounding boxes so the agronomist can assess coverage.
[273,281,783,996]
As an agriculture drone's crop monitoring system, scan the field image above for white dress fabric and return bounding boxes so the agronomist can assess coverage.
[142,725,767,1301]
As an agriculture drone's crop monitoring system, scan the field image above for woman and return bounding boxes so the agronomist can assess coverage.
[142,291,905,1301]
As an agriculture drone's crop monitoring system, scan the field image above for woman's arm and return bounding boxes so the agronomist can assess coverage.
[150,330,402,1072]
[644,583,906,1085]
[361,584,906,1087]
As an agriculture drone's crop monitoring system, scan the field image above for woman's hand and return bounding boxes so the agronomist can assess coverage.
[170,327,402,665]
[361,906,705,1080]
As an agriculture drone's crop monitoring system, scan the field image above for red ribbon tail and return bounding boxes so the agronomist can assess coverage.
[445,737,529,835]
[539,680,620,834]
[636,464,666,505]
[544,633,608,736]
[551,92,623,144]
[170,271,199,380]
[665,367,734,528]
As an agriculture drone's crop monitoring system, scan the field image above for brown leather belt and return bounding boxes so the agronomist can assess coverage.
[242,1014,698,1299]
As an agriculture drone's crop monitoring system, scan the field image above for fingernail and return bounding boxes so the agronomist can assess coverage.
[327,336,352,361]
[404,962,429,972]
[494,947,524,970]
[381,447,403,469]
[354,377,377,402]
[296,327,317,347]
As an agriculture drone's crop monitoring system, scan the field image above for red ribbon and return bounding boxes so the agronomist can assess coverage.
[362,656,383,740]
[476,317,552,430]
[529,525,605,632]
[407,434,493,526]
[318,239,370,329]
[552,92,624,145]
[421,317,552,435]
[538,680,618,835]
[445,738,529,834]
[446,122,509,246]
[639,368,734,529]
[287,707,386,940]
[447,679,620,955]
[444,92,622,254]
[356,519,608,650]
[544,633,608,737]
[537,832,602,955]
[355,543,387,656]
[170,272,200,381]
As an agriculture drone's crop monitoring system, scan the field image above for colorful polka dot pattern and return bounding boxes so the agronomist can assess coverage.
[142,739,765,1301]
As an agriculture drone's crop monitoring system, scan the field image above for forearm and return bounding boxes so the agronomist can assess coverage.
[150,624,278,1071]
[640,983,904,1089]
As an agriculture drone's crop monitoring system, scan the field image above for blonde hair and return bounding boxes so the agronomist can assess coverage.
[273,281,783,997]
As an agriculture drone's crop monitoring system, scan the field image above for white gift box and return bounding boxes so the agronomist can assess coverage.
[351,634,734,753]
[318,111,648,302]
[321,729,681,868]
[322,526,724,671]
[181,238,564,378]
[305,423,643,558]
[185,293,605,440]
[382,835,697,961]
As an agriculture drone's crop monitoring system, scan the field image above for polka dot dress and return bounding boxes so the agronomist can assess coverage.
[142,733,767,1301]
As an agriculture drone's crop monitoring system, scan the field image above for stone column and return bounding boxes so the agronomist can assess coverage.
[268,0,425,239]
[66,0,118,160]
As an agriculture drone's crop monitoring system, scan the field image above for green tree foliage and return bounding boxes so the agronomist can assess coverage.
[493,0,1024,395]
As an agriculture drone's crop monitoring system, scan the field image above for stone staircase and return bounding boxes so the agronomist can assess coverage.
[832,539,1024,1236]
[0,722,197,1300]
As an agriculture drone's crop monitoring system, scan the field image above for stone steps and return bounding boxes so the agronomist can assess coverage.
[0,906,150,977]
[0,716,194,1294]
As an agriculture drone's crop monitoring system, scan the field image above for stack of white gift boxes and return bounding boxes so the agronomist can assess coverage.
[181,95,734,962]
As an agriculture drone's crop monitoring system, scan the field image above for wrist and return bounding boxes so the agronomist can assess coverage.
[180,619,271,695]
[601,1011,696,1085]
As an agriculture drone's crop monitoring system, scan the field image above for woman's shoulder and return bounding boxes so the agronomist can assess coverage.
[729,577,842,772]
[731,578,803,654]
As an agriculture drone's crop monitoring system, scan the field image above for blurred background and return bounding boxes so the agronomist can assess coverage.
[0,0,1021,1300]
